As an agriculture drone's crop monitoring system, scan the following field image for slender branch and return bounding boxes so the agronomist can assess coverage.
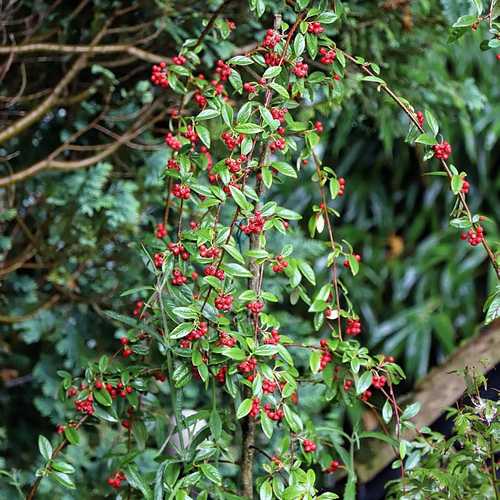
[342,50,500,280]
[0,43,166,63]
[25,416,88,500]
[0,295,60,323]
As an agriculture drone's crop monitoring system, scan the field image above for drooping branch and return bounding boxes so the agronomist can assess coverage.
[341,50,500,280]
[0,43,166,63]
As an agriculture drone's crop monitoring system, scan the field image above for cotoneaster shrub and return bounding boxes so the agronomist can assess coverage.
[14,1,499,499]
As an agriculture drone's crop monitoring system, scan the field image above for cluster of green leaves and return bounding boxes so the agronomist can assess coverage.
[387,369,499,499]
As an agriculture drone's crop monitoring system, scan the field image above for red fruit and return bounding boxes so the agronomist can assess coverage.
[262,29,281,49]
[250,397,261,418]
[95,380,103,390]
[314,121,324,133]
[433,141,452,160]
[164,133,182,151]
[241,211,265,235]
[326,460,341,473]
[151,62,169,88]
[343,379,353,391]
[307,22,324,34]
[293,61,309,78]
[264,328,281,345]
[416,111,424,127]
[346,318,361,336]
[319,47,336,64]
[303,439,316,453]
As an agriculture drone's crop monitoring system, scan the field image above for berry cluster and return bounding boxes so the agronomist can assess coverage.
[262,29,281,49]
[151,62,168,87]
[337,177,346,196]
[198,244,221,259]
[167,159,179,170]
[360,389,372,401]
[218,331,236,347]
[416,111,424,127]
[433,141,452,160]
[104,382,133,399]
[172,183,191,200]
[247,300,264,315]
[194,91,207,108]
[308,22,324,34]
[238,357,257,374]
[250,397,261,418]
[264,403,284,421]
[243,82,256,94]
[271,107,288,122]
[461,180,470,194]
[165,132,182,151]
[172,54,186,66]
[74,395,95,415]
[132,300,144,317]
[225,154,247,173]
[204,264,225,280]
[262,378,277,394]
[343,379,353,391]
[269,137,286,152]
[293,61,309,78]
[346,318,361,336]
[461,226,484,246]
[221,131,244,150]
[241,211,266,235]
[264,328,281,344]
[319,339,333,370]
[272,255,289,273]
[264,52,281,66]
[315,121,324,133]
[154,253,164,268]
[319,47,336,64]
[372,375,387,389]
[171,269,188,286]
[325,460,341,473]
[215,60,232,81]
[155,223,167,239]
[107,471,126,490]
[303,439,317,453]
[120,337,133,358]
[215,366,227,383]
[168,242,189,261]
[183,124,199,144]
[215,293,233,311]
[186,321,208,341]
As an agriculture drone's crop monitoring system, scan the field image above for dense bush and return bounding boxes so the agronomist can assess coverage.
[0,0,499,498]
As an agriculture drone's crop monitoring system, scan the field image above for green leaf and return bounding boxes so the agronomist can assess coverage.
[273,161,297,178]
[402,402,421,420]
[223,262,253,278]
[309,350,321,374]
[199,464,222,485]
[451,175,463,195]
[229,185,253,211]
[424,110,439,136]
[283,404,303,432]
[453,15,478,27]
[94,388,112,407]
[382,400,393,424]
[196,125,211,148]
[64,427,80,445]
[298,260,315,285]
[356,371,373,395]
[347,254,359,276]
[260,480,273,500]
[269,82,289,98]
[196,108,220,121]
[38,435,52,461]
[126,464,153,500]
[263,66,282,79]
[294,33,305,57]
[415,133,437,145]
[362,75,385,85]
[234,123,264,134]
[228,55,253,65]
[223,243,245,264]
[237,398,253,418]
[316,11,338,23]
[172,307,198,319]
[51,461,75,474]
[170,322,194,339]
[51,471,76,490]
